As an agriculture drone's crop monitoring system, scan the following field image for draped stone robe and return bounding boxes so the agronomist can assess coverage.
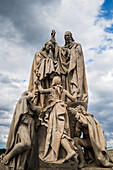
[28,49,60,108]
[56,42,88,104]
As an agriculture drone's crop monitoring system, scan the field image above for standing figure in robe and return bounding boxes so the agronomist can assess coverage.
[56,31,88,104]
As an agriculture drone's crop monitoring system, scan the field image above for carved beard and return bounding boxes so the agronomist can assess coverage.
[65,39,74,49]
[65,38,71,44]
[65,37,73,47]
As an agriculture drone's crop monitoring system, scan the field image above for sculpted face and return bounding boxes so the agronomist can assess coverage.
[64,31,72,44]
[46,41,52,52]
[22,91,33,101]
[52,76,61,86]
[76,105,86,114]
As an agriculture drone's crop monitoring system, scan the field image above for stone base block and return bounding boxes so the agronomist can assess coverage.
[82,168,113,170]
[36,159,78,170]
[1,159,113,170]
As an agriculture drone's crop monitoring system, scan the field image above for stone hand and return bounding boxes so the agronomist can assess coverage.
[51,30,56,43]
[35,79,41,87]
[51,30,56,38]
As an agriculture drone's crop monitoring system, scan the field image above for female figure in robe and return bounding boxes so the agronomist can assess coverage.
[35,76,78,163]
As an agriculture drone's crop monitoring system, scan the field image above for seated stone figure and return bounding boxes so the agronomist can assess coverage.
[70,105,113,169]
[35,76,78,163]
[28,32,60,108]
[1,91,40,170]
[35,41,59,82]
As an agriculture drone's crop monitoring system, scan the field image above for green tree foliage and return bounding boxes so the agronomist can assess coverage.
[0,148,6,155]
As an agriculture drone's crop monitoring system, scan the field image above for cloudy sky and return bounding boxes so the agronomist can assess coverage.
[0,0,113,149]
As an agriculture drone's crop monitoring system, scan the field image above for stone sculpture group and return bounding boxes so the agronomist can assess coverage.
[0,31,113,170]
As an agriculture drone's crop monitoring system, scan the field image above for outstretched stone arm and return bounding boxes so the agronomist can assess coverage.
[38,88,52,94]
[36,83,52,94]
[34,79,52,94]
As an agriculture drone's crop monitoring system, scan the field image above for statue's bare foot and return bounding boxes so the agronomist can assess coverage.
[62,150,75,163]
[78,161,87,169]
[2,155,10,165]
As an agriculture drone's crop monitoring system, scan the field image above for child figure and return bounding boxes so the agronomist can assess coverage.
[35,76,78,163]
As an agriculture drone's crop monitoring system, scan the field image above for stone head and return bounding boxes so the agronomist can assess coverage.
[45,41,53,51]
[75,105,86,114]
[64,31,74,44]
[52,76,61,86]
[22,91,33,101]
[42,41,53,52]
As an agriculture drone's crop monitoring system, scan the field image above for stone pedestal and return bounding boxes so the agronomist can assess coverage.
[36,159,78,170]
[1,159,113,170]
[82,168,113,170]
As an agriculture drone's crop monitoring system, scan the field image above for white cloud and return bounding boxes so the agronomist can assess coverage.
[0,126,9,148]
[105,132,110,137]
[107,139,113,148]
[0,17,36,80]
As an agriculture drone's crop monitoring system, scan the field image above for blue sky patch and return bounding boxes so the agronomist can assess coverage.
[96,0,113,35]
[104,24,113,33]
[99,0,113,20]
